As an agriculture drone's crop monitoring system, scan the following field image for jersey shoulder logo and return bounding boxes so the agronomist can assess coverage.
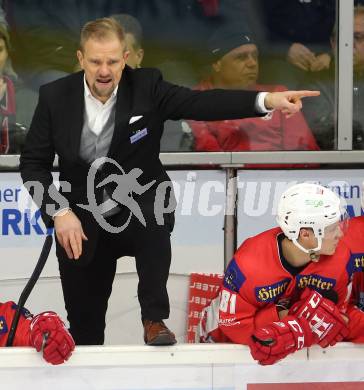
[223,258,246,292]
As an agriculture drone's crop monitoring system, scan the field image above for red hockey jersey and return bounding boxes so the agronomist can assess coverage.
[0,301,32,347]
[342,216,364,342]
[198,227,354,344]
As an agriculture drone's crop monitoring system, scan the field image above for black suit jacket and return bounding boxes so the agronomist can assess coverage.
[20,66,260,264]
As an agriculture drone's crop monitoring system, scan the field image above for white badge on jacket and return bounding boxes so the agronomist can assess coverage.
[129,115,143,124]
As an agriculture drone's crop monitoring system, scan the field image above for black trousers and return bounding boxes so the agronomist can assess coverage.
[58,210,174,345]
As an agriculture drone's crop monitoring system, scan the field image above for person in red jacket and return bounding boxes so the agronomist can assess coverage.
[0,24,16,154]
[197,183,360,365]
[187,25,319,166]
[0,301,75,365]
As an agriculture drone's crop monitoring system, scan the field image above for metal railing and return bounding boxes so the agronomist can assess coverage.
[1,150,364,170]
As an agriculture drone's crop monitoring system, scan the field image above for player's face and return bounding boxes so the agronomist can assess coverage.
[77,34,129,103]
[213,44,258,89]
[319,222,344,255]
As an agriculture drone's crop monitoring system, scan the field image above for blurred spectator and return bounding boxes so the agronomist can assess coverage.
[0,23,16,154]
[111,13,144,69]
[187,25,319,158]
[108,12,190,152]
[302,5,364,150]
[4,0,93,89]
[111,0,254,87]
[4,0,250,89]
[0,23,37,154]
[256,0,336,88]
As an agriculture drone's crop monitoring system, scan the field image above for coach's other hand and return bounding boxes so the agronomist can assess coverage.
[54,210,88,260]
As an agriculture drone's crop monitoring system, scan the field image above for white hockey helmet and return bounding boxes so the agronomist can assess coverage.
[276,183,344,253]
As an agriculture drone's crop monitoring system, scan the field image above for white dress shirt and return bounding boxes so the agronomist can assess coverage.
[83,76,118,136]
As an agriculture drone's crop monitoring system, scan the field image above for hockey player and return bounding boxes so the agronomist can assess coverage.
[197,182,354,365]
[0,301,75,365]
[341,184,364,342]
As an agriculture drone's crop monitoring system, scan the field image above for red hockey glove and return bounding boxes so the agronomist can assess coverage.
[30,312,75,365]
[289,289,349,348]
[248,315,312,365]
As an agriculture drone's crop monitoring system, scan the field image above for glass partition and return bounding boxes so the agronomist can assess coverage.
[179,1,338,154]
[0,0,355,155]
[353,4,364,150]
